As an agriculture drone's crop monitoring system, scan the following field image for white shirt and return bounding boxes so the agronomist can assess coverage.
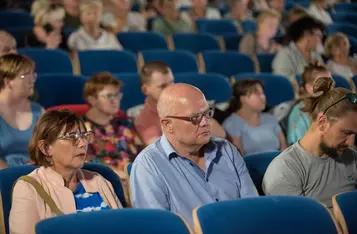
[68,27,123,51]
[307,4,333,25]
[102,12,147,32]
[327,59,355,80]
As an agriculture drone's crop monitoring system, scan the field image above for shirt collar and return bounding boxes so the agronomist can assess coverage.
[159,134,220,161]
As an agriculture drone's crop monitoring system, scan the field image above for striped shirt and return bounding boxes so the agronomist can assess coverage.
[272,42,324,82]
[73,182,110,213]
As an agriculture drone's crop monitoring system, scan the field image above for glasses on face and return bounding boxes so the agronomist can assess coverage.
[20,72,37,81]
[323,93,357,115]
[57,132,93,145]
[166,108,215,125]
[100,92,123,101]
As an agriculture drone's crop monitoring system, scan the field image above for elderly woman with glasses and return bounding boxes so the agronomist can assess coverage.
[10,110,123,234]
[83,72,143,180]
[0,54,44,169]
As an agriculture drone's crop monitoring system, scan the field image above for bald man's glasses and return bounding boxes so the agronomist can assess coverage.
[166,108,214,125]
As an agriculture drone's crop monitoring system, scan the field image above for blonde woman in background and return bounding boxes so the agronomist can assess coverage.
[29,3,67,49]
[239,9,281,57]
[325,33,357,80]
[68,0,123,51]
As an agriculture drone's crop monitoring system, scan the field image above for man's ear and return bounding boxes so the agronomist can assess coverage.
[141,85,148,96]
[38,140,52,157]
[316,112,329,132]
[86,95,97,106]
[161,119,173,134]
[3,77,12,89]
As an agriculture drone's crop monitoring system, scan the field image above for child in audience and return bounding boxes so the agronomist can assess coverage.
[29,3,68,49]
[102,0,147,33]
[0,31,17,56]
[10,110,122,234]
[152,0,194,35]
[239,9,281,57]
[223,79,287,156]
[68,0,122,51]
[325,33,357,80]
[83,72,143,180]
[0,54,43,169]
[287,62,331,144]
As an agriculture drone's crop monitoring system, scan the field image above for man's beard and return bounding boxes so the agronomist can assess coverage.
[319,140,348,159]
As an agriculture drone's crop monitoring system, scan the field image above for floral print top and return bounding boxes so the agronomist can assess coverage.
[83,115,143,171]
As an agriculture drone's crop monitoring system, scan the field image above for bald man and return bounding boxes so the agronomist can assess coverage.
[130,84,258,225]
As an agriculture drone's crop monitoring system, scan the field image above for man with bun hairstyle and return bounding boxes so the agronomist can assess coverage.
[263,76,357,208]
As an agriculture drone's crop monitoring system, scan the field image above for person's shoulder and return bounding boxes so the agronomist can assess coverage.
[223,113,241,124]
[134,138,165,163]
[30,101,43,113]
[261,112,278,122]
[270,144,302,165]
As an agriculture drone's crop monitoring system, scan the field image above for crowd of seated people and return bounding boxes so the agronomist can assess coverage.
[1,0,357,232]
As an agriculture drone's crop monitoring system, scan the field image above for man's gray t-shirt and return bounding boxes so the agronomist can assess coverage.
[262,142,357,207]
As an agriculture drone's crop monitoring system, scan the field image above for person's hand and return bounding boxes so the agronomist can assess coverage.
[46,32,61,49]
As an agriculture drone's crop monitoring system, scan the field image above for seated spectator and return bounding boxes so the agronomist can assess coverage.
[102,0,146,34]
[0,31,17,56]
[223,79,287,156]
[152,0,194,35]
[263,77,357,208]
[224,0,252,33]
[134,61,226,145]
[0,54,43,169]
[29,3,68,49]
[273,16,325,81]
[63,0,81,28]
[131,83,258,225]
[287,62,331,144]
[239,9,281,57]
[10,110,123,234]
[68,0,122,51]
[83,72,143,180]
[325,33,357,80]
[307,0,333,25]
[181,0,221,23]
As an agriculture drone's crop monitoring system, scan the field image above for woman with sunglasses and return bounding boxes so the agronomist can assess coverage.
[10,109,122,233]
[223,79,287,156]
[0,54,44,169]
[83,72,143,180]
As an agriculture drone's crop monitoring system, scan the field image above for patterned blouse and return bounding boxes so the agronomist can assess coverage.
[83,115,143,172]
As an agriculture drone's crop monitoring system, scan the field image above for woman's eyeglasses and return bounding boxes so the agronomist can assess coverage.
[20,72,37,81]
[166,108,215,125]
[323,93,357,115]
[57,132,93,145]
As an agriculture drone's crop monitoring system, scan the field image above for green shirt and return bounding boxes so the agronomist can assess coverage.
[152,16,194,35]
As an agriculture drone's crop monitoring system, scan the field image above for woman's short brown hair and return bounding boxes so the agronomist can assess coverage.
[83,72,122,101]
[0,53,35,90]
[301,77,357,120]
[29,109,87,167]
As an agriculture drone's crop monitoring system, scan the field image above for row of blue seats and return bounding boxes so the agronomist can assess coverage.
[1,153,356,234]
[19,48,262,77]
[33,72,354,111]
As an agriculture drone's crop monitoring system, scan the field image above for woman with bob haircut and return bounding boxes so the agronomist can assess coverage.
[10,109,123,234]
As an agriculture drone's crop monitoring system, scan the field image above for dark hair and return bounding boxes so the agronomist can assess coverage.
[29,109,87,167]
[227,79,264,113]
[301,77,357,120]
[300,62,329,95]
[285,16,326,43]
[139,61,171,86]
